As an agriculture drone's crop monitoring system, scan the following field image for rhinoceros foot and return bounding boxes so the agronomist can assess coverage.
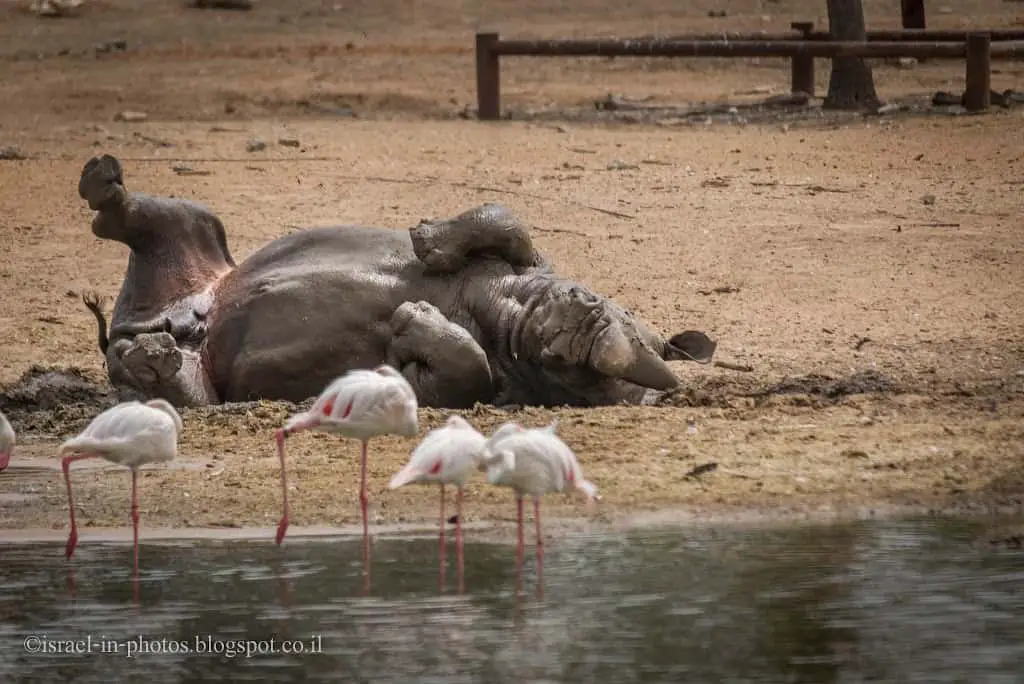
[120,332,184,385]
[409,204,539,275]
[391,300,451,337]
[388,301,493,408]
[79,154,127,211]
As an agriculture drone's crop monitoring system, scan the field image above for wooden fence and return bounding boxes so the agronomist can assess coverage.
[475,24,1024,120]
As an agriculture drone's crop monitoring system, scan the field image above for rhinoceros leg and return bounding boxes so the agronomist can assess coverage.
[110,332,218,407]
[409,203,549,275]
[387,301,494,408]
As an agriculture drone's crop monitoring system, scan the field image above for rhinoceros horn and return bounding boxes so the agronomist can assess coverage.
[589,323,680,391]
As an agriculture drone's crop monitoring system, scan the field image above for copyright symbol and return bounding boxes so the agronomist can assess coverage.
[24,635,41,653]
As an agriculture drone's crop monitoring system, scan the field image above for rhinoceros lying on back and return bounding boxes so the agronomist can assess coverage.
[77,154,715,409]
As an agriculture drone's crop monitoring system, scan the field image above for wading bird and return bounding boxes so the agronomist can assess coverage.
[274,365,419,548]
[0,409,14,471]
[389,415,487,590]
[59,399,182,575]
[480,420,598,594]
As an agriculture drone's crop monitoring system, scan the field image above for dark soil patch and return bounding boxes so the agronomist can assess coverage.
[656,369,899,408]
[0,365,117,437]
[0,365,908,435]
[757,370,897,400]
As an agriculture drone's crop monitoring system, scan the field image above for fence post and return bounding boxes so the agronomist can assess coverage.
[964,33,991,112]
[476,32,501,120]
[900,0,928,61]
[900,0,926,29]
[790,21,815,96]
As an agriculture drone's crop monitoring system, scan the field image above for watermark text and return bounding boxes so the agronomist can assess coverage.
[23,634,324,659]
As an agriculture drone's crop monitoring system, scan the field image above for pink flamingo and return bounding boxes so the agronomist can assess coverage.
[479,420,598,595]
[274,365,419,549]
[59,399,183,576]
[388,415,487,590]
[0,409,14,471]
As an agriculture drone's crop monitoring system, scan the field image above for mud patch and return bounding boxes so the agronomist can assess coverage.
[0,365,117,436]
[757,370,896,400]
[656,370,898,408]
[0,367,904,435]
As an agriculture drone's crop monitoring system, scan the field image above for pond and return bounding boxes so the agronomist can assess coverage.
[1,516,1022,683]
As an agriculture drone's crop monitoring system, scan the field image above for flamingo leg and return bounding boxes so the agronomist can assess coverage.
[456,486,464,593]
[362,538,371,596]
[131,468,140,577]
[360,438,371,592]
[274,418,320,546]
[515,496,524,596]
[439,483,446,591]
[274,430,290,545]
[359,439,369,543]
[61,453,100,559]
[534,496,544,599]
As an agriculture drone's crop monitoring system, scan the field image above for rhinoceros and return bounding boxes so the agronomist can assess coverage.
[77,154,715,409]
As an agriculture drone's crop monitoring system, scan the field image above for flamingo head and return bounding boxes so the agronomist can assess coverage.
[145,398,183,434]
[477,448,515,485]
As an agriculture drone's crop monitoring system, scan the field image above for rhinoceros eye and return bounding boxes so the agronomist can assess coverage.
[162,318,173,334]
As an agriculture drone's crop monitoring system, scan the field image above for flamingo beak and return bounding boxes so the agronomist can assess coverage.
[388,467,418,490]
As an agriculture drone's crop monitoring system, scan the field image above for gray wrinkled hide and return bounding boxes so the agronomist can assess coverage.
[78,155,716,409]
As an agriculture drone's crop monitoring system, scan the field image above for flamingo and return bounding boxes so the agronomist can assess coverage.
[479,420,598,593]
[274,365,419,550]
[388,414,487,590]
[0,409,14,471]
[59,399,183,575]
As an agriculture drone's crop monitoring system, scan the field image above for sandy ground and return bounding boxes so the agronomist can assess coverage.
[1,0,1023,542]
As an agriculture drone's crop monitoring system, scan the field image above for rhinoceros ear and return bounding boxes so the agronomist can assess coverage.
[665,331,716,364]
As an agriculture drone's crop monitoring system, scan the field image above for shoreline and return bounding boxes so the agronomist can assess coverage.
[3,497,1023,548]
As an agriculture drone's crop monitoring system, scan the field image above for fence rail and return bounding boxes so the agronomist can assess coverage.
[632,28,1024,43]
[491,39,971,58]
[475,24,1023,120]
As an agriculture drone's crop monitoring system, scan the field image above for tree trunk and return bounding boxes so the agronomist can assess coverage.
[824,0,882,110]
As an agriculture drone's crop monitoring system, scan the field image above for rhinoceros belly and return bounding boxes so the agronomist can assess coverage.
[203,225,437,402]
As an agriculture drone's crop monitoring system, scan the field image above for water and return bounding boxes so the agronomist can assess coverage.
[1,516,1023,683]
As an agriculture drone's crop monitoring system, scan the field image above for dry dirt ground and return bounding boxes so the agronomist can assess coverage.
[0,0,1023,545]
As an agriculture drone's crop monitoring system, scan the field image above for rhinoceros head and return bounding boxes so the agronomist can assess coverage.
[495,279,715,406]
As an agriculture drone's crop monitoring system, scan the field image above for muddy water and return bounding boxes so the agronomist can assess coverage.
[1,516,1023,682]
